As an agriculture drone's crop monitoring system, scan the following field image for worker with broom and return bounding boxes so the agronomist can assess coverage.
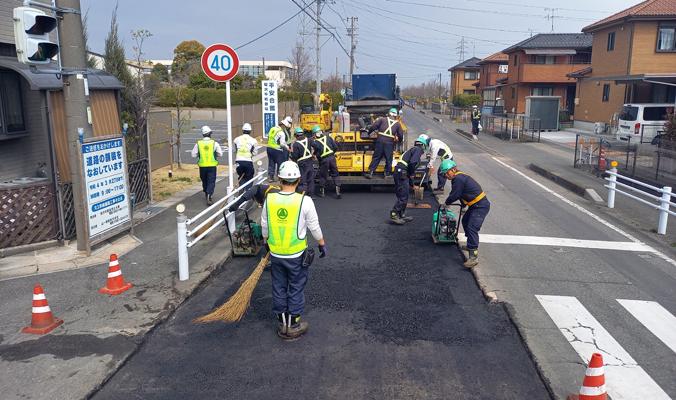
[261,161,326,340]
[439,159,490,267]
[389,135,428,225]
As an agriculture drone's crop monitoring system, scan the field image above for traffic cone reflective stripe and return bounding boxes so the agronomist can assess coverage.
[599,147,608,171]
[23,286,63,334]
[99,254,132,295]
[578,353,607,400]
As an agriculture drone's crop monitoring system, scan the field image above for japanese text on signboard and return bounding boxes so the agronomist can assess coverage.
[262,80,278,138]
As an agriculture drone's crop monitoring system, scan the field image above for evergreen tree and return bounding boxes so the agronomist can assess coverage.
[103,3,133,117]
[81,8,97,69]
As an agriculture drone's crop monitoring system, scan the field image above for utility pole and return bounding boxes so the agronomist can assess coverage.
[545,8,559,33]
[55,0,93,251]
[346,16,358,87]
[315,0,322,105]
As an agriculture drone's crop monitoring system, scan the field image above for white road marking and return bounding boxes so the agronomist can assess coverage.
[478,234,652,252]
[618,299,676,355]
[536,295,671,400]
[492,157,676,267]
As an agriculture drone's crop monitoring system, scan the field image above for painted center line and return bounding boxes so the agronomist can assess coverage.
[479,234,652,252]
[536,295,671,400]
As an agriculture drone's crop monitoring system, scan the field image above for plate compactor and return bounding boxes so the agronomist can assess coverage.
[432,204,463,245]
[225,209,263,256]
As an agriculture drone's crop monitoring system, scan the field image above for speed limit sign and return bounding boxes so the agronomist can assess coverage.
[201,44,240,82]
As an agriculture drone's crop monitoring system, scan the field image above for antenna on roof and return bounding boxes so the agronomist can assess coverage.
[544,8,559,33]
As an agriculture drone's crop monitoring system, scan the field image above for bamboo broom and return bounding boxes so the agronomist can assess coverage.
[194,174,245,238]
[192,252,270,324]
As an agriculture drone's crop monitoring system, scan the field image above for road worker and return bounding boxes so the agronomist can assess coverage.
[440,159,490,267]
[232,123,259,191]
[311,125,341,199]
[389,135,427,225]
[426,137,454,192]
[282,116,293,162]
[261,161,326,340]
[471,105,482,136]
[267,119,291,182]
[291,127,315,198]
[364,108,404,179]
[228,181,280,212]
[191,126,223,206]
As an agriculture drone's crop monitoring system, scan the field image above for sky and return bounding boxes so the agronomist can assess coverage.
[81,0,641,87]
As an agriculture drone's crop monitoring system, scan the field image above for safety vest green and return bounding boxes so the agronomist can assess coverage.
[378,117,398,138]
[268,126,283,149]
[316,136,334,157]
[296,138,313,161]
[440,142,451,160]
[197,139,218,167]
[237,135,254,157]
[266,192,307,255]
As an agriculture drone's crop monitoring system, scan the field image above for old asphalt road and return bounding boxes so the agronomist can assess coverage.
[91,188,550,399]
[179,120,233,165]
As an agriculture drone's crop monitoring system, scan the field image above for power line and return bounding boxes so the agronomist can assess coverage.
[291,0,353,62]
[235,2,313,50]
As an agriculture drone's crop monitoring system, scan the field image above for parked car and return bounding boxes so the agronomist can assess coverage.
[616,103,674,143]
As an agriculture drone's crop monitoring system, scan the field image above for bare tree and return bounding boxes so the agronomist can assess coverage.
[126,30,158,160]
[321,73,343,92]
[287,39,313,91]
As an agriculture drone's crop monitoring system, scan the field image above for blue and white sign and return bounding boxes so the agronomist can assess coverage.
[82,137,131,238]
[262,80,278,138]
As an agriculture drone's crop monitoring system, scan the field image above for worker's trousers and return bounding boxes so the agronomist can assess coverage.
[267,148,285,178]
[436,156,453,189]
[471,120,480,136]
[318,155,341,188]
[462,200,490,250]
[236,161,254,191]
[392,165,410,213]
[270,253,308,315]
[297,161,315,196]
[199,166,217,195]
[368,141,394,173]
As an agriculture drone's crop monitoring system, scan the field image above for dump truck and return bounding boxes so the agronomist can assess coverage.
[300,92,333,134]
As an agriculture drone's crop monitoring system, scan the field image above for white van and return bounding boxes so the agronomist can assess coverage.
[617,103,674,142]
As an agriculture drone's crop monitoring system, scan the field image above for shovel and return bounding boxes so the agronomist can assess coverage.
[407,169,431,209]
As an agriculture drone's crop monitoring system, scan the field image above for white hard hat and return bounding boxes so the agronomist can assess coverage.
[472,105,477,108]
[280,119,290,128]
[278,161,301,179]
[242,123,252,132]
[201,126,212,136]
[284,116,293,124]
[399,110,404,117]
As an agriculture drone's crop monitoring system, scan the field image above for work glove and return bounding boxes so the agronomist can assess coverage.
[264,242,270,253]
[228,202,239,212]
[319,244,327,258]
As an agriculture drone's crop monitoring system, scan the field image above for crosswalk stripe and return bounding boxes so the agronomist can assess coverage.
[478,234,652,252]
[618,299,676,355]
[536,295,671,399]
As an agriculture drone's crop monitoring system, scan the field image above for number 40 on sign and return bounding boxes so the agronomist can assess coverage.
[201,44,240,82]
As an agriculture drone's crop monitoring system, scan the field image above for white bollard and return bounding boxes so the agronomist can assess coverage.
[658,186,672,235]
[607,166,617,209]
[177,214,189,281]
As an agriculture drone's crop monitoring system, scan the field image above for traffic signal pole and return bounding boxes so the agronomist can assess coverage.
[55,0,92,251]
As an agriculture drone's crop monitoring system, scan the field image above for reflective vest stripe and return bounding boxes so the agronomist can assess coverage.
[441,143,451,159]
[268,127,282,149]
[198,139,218,167]
[266,192,307,255]
[297,138,313,161]
[379,118,398,138]
[400,160,408,167]
[237,135,254,157]
[317,136,334,157]
[455,171,485,206]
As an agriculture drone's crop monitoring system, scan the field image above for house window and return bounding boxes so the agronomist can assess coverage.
[511,87,515,99]
[657,23,676,52]
[532,87,553,96]
[602,84,610,102]
[464,71,477,80]
[463,89,475,95]
[534,55,555,65]
[513,54,518,66]
[607,32,615,51]
[0,70,26,134]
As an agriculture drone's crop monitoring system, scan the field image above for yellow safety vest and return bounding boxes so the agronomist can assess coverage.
[197,139,218,167]
[268,126,283,149]
[379,118,398,138]
[455,171,486,206]
[266,192,307,255]
[296,138,313,162]
[316,136,334,158]
[440,142,451,160]
[236,135,254,157]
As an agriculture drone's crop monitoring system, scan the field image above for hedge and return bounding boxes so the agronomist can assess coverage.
[157,88,195,107]
[161,88,302,108]
[451,94,482,108]
[195,88,226,108]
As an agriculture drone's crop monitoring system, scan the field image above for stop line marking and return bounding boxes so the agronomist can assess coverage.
[478,235,652,252]
[536,295,671,399]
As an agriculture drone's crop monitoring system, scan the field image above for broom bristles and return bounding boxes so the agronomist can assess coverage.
[192,252,270,324]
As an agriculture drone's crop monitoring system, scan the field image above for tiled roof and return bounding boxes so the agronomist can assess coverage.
[583,0,676,32]
[503,33,593,53]
[448,57,482,71]
[479,51,509,64]
[496,76,509,83]
[566,67,593,78]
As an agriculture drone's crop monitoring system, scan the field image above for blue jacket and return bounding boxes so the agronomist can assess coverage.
[397,145,424,177]
[445,171,489,208]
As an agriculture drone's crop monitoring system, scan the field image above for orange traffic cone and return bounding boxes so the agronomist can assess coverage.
[23,286,63,334]
[567,353,607,400]
[99,254,132,295]
[599,147,608,171]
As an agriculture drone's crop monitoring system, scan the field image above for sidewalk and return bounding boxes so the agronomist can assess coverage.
[0,152,268,400]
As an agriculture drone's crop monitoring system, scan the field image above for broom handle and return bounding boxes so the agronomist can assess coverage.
[218,173,246,213]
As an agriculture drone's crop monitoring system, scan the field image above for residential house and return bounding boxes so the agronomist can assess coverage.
[501,33,593,117]
[476,51,509,107]
[448,57,481,98]
[572,0,676,132]
[0,0,124,249]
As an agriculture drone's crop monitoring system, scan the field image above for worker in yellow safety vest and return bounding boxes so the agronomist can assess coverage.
[364,108,404,179]
[261,160,326,341]
[233,123,259,191]
[267,119,291,182]
[191,126,223,205]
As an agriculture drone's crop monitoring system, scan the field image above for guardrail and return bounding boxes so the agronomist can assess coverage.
[176,170,267,281]
[605,165,675,235]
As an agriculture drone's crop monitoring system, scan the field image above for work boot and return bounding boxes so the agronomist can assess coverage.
[364,170,373,179]
[286,315,309,337]
[335,186,342,199]
[399,210,413,222]
[463,249,478,268]
[276,313,288,336]
[389,211,405,225]
[318,188,325,198]
[268,175,275,183]
[433,187,444,193]
[207,194,214,206]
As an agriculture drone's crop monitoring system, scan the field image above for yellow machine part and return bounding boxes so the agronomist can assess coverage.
[330,130,403,173]
[300,93,333,132]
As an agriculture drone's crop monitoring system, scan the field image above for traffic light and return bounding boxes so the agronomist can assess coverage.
[13,7,59,65]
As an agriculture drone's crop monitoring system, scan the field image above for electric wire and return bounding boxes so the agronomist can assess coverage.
[234,2,313,50]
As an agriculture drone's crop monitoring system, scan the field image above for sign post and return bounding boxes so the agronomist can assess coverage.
[262,80,278,138]
[201,43,240,194]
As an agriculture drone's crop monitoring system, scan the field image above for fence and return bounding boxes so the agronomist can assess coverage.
[449,106,471,122]
[0,183,58,249]
[127,159,151,208]
[483,115,541,142]
[431,102,448,115]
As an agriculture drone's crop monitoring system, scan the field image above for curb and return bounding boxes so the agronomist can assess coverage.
[526,163,603,203]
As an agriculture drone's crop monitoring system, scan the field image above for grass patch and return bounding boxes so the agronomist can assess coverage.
[152,164,228,201]
[670,242,676,248]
